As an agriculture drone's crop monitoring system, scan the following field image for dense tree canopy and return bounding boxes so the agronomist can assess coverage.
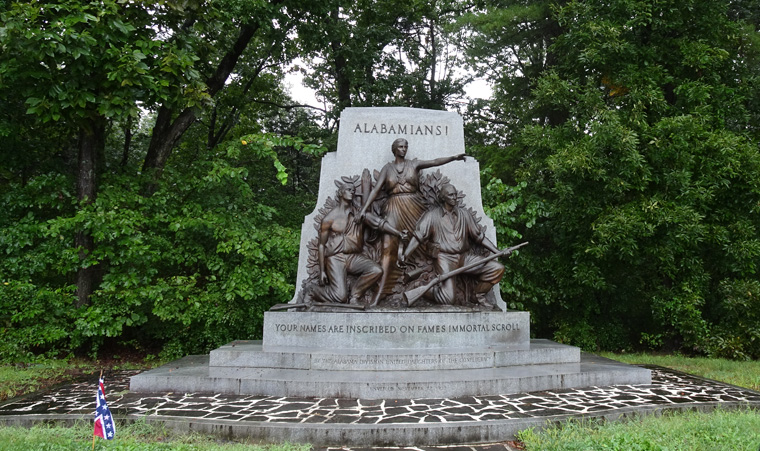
[0,0,325,359]
[1,0,759,360]
[475,0,760,358]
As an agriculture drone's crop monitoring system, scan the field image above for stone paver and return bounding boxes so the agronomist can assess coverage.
[1,365,758,448]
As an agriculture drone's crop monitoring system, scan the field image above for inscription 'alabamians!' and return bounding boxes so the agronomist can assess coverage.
[353,122,449,136]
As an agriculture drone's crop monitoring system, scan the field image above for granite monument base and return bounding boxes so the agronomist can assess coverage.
[130,311,650,400]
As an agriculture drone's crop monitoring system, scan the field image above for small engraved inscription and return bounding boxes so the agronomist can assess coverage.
[312,355,491,366]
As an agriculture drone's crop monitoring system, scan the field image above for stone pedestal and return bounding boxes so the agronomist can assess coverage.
[263,310,529,349]
[130,310,650,399]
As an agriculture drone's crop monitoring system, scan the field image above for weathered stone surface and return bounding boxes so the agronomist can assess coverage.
[11,367,760,447]
[209,343,311,370]
[130,347,651,399]
[262,311,530,349]
[208,339,578,372]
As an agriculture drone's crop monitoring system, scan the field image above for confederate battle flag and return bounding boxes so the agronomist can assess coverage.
[93,377,116,440]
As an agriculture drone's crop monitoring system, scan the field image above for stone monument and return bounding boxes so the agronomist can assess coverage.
[290,107,507,311]
[130,107,650,440]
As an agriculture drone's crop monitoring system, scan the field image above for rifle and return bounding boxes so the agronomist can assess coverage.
[269,302,367,311]
[403,242,528,306]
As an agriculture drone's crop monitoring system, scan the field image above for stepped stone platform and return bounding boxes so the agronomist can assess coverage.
[129,345,650,400]
[127,309,653,444]
[130,311,651,400]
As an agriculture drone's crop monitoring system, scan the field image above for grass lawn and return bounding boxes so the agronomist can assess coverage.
[0,359,95,402]
[0,358,150,402]
[601,351,760,391]
[517,352,760,450]
[0,420,310,451]
[518,408,760,450]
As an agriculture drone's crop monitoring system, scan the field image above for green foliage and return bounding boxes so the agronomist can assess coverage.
[459,0,562,152]
[602,352,760,391]
[0,1,204,124]
[518,408,760,451]
[481,0,760,356]
[0,0,327,361]
[0,134,321,361]
[296,0,468,118]
[0,421,311,450]
[706,279,760,360]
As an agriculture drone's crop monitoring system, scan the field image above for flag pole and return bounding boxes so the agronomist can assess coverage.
[92,369,102,451]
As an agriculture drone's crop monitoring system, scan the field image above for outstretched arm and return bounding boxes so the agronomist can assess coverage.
[416,153,466,170]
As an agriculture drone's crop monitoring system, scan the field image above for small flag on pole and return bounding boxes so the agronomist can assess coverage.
[93,375,116,441]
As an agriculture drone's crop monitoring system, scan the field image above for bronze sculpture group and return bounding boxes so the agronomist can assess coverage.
[299,138,521,310]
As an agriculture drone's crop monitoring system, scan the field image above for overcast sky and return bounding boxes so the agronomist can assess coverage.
[283,71,493,108]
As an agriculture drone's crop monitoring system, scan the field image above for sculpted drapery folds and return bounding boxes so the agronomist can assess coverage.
[357,138,465,306]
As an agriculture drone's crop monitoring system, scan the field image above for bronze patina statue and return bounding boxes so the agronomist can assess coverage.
[400,183,505,307]
[357,138,465,306]
[296,139,521,311]
[312,180,405,305]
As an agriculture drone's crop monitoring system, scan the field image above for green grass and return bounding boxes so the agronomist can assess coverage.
[0,360,95,402]
[0,420,311,451]
[600,352,760,391]
[518,353,760,450]
[518,408,760,451]
[0,357,158,402]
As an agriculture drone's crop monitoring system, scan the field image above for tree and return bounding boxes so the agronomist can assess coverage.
[139,0,299,192]
[0,0,327,359]
[295,0,469,126]
[458,0,565,179]
[0,0,316,305]
[1,0,208,306]
[490,0,760,357]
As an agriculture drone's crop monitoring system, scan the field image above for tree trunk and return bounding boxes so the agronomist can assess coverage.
[120,115,133,168]
[75,115,106,308]
[542,16,569,127]
[330,8,352,112]
[207,70,262,150]
[142,106,197,195]
[428,17,438,108]
[141,23,263,195]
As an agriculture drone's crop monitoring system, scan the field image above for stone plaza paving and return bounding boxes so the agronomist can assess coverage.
[1,364,759,448]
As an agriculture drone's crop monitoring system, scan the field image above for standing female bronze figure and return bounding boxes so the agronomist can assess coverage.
[358,138,465,306]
